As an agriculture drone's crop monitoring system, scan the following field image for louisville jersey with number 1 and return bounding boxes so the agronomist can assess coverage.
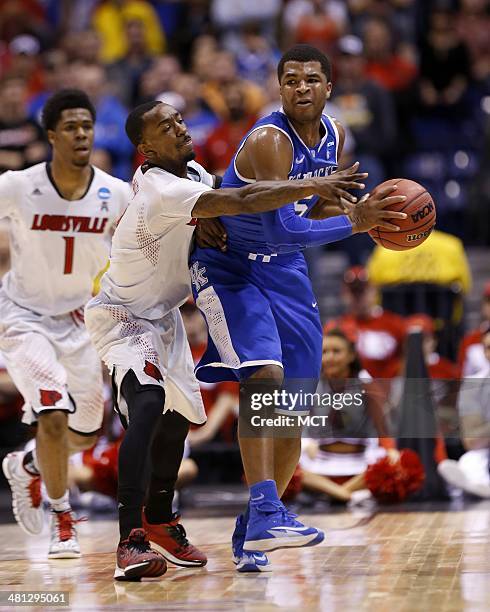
[0,162,130,315]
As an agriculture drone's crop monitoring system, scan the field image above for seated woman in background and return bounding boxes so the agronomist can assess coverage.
[299,326,398,503]
[438,327,490,498]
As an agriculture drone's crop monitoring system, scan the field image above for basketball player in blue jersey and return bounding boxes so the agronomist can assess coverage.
[190,44,407,572]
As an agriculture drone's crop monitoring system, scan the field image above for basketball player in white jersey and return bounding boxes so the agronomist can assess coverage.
[84,100,366,580]
[1,90,130,558]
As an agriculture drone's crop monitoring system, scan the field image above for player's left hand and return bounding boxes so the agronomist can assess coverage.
[195,217,227,251]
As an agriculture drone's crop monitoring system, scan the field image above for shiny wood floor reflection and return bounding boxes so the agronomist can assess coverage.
[1,507,490,611]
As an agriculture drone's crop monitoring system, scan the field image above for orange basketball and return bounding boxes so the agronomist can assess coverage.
[368,178,436,251]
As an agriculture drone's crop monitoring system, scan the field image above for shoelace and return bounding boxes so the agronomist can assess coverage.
[125,530,152,554]
[28,477,42,508]
[167,523,189,550]
[283,509,301,526]
[256,501,301,527]
[55,512,86,542]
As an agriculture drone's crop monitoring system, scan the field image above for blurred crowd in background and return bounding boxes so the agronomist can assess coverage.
[0,0,490,509]
[0,0,489,239]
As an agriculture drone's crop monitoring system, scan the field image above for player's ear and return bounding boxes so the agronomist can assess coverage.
[137,143,155,159]
[325,82,333,100]
[47,129,55,147]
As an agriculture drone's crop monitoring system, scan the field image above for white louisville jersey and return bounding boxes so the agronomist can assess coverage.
[0,162,130,316]
[98,160,214,320]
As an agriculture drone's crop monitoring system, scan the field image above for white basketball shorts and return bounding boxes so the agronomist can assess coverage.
[84,294,206,425]
[0,289,104,435]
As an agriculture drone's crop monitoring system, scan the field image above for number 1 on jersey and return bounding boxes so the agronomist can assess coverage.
[62,236,75,274]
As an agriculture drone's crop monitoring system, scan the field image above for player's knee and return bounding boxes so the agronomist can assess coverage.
[38,410,68,438]
[158,410,189,441]
[248,364,284,386]
[126,389,164,428]
[121,371,165,428]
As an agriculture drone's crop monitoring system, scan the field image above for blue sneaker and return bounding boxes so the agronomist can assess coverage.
[244,501,324,553]
[232,513,272,573]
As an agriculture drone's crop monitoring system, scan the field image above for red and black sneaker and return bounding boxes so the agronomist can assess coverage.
[143,511,207,567]
[114,528,167,581]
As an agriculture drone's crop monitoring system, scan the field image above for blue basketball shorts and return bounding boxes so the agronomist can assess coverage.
[189,246,323,393]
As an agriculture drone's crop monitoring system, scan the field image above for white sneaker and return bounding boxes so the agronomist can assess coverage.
[348,489,375,507]
[2,451,44,535]
[48,510,82,558]
[438,459,490,498]
[438,459,468,488]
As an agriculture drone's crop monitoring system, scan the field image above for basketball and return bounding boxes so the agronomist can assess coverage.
[368,178,436,251]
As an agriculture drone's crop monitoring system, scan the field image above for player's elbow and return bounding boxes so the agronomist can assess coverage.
[191,199,215,218]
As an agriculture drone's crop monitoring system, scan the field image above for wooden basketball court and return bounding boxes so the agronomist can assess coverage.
[1,505,490,611]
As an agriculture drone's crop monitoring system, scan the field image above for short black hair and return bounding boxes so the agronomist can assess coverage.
[42,89,96,131]
[125,101,162,146]
[277,44,332,82]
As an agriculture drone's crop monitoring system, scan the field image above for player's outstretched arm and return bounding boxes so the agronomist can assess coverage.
[191,175,360,218]
[259,185,407,252]
[191,127,366,218]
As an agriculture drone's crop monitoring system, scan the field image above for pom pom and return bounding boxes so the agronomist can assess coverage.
[365,449,425,503]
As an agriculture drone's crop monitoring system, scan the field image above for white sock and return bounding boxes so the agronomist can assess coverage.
[48,491,71,513]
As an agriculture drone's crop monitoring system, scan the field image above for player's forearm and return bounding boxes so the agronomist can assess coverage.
[192,179,321,217]
[261,205,352,253]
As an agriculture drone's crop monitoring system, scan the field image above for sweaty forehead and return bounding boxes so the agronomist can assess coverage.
[147,103,177,124]
[141,103,178,140]
[59,108,93,124]
[282,60,324,78]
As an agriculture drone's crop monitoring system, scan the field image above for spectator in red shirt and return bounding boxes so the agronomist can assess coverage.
[362,17,417,92]
[406,314,458,381]
[458,282,490,376]
[4,35,45,98]
[201,80,257,175]
[283,0,347,55]
[331,266,406,379]
[0,0,47,46]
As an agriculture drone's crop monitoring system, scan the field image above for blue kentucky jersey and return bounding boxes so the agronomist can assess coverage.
[220,110,340,254]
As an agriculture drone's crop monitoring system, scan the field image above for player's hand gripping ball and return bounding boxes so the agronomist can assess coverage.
[368,178,436,251]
